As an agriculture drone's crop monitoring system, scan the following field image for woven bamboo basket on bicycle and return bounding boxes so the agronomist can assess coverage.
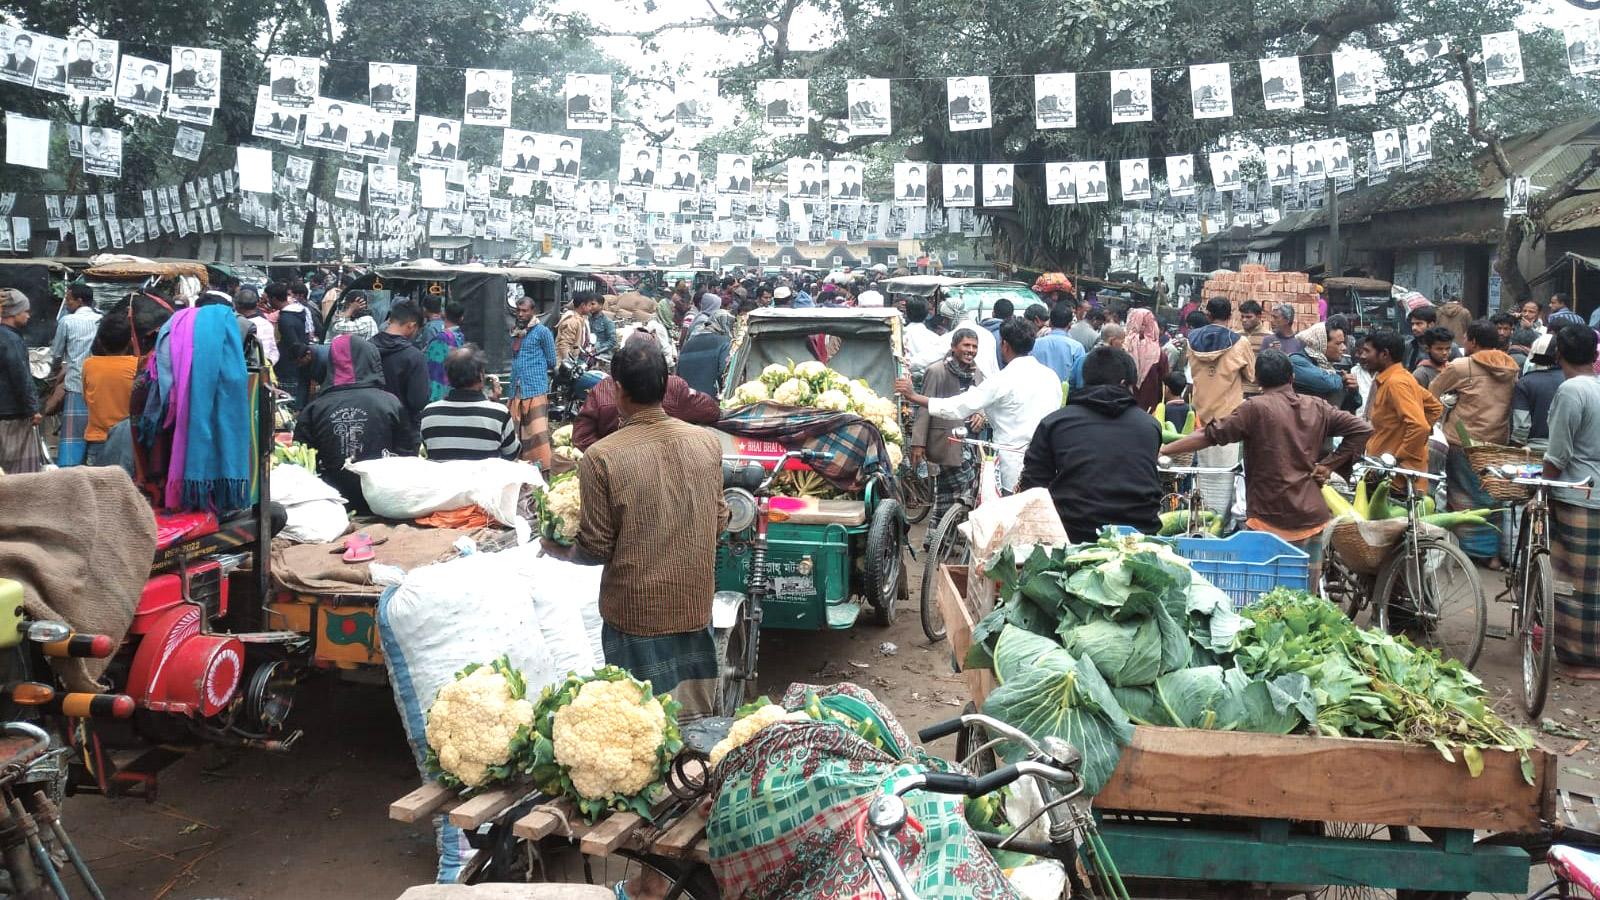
[1463,443,1540,502]
[1329,517,1408,576]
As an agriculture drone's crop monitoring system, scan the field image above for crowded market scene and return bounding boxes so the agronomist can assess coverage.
[6,0,1600,896]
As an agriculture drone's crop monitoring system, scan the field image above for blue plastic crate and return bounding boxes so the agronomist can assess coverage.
[1173,531,1311,608]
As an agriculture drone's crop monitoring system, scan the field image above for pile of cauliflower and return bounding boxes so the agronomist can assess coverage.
[535,472,582,545]
[551,424,582,462]
[726,361,905,468]
[708,703,808,769]
[425,657,536,790]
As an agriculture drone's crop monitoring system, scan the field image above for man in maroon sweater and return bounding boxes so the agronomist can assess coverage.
[572,336,720,449]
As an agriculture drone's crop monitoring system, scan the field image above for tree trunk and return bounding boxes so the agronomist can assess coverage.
[1495,220,1530,308]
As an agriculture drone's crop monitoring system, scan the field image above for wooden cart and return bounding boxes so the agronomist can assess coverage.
[933,563,1557,897]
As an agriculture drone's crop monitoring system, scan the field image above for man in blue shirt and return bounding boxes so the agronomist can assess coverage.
[1031,301,1086,390]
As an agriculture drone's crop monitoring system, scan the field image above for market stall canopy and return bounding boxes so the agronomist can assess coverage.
[728,307,903,400]
[372,259,560,282]
[0,258,75,347]
[81,254,210,283]
[1528,251,1600,288]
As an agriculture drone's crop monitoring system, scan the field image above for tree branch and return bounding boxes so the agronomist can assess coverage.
[1456,49,1513,179]
[1530,144,1600,219]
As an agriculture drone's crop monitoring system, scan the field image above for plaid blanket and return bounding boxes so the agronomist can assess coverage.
[1553,501,1600,667]
[707,683,1017,900]
[717,403,893,494]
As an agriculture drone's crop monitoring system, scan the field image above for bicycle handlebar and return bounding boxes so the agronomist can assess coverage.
[1481,465,1593,495]
[1157,455,1241,476]
[1358,456,1443,483]
[918,713,1041,755]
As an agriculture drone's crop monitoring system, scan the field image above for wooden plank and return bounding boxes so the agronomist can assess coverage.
[690,836,710,863]
[447,786,525,829]
[936,564,996,707]
[1096,726,1551,832]
[389,782,459,823]
[512,797,580,842]
[653,810,707,858]
[581,812,643,856]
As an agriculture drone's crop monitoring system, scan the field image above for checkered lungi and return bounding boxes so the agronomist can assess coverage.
[0,418,41,474]
[930,457,976,533]
[1552,501,1600,667]
[506,393,550,469]
[601,623,718,720]
[56,391,88,467]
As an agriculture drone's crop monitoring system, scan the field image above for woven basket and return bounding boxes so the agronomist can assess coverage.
[1330,517,1407,576]
[1463,443,1540,502]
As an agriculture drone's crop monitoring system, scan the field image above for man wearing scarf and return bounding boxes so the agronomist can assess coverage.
[1123,307,1169,412]
[910,328,986,535]
[1288,321,1355,410]
[293,335,412,515]
[678,310,733,397]
[684,291,721,339]
[0,289,40,474]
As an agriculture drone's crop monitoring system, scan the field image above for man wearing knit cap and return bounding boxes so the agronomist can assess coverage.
[0,289,42,473]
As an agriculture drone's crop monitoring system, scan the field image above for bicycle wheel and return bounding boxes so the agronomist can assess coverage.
[486,835,721,899]
[920,503,972,643]
[1372,538,1486,668]
[901,469,935,525]
[1523,549,1556,719]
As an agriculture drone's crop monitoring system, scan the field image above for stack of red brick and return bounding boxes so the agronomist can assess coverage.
[1201,264,1320,328]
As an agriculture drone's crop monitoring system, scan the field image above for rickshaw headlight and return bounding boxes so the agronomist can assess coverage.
[723,488,757,533]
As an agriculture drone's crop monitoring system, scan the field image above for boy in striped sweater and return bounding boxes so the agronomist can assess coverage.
[419,346,520,461]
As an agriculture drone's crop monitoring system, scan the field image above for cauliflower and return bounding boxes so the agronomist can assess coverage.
[793,360,829,382]
[551,424,574,448]
[885,442,903,469]
[771,378,812,407]
[878,418,903,445]
[814,388,851,412]
[864,396,897,422]
[732,380,770,405]
[708,703,808,769]
[759,363,793,389]
[425,658,536,789]
[554,445,584,462]
[537,473,582,545]
[847,380,878,407]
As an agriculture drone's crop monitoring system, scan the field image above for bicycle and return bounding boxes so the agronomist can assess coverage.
[1340,454,1487,668]
[1155,455,1241,537]
[919,429,1021,643]
[1483,463,1592,718]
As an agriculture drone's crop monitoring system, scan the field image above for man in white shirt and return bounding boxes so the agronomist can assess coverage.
[897,318,1061,489]
[902,297,946,372]
[50,284,102,467]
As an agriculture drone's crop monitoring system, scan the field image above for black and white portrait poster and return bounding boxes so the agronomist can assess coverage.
[284,155,313,191]
[1504,176,1529,218]
[564,73,612,131]
[1405,122,1432,165]
[1365,149,1389,186]
[1321,137,1353,178]
[1265,145,1294,185]
[1373,128,1402,170]
[1076,161,1109,203]
[65,36,116,97]
[1258,56,1304,111]
[1034,73,1076,129]
[538,134,581,180]
[114,55,167,116]
[267,54,318,109]
[946,76,991,131]
[663,150,700,192]
[619,144,658,187]
[760,79,808,135]
[368,62,416,119]
[1208,151,1241,192]
[942,164,976,207]
[366,165,400,208]
[463,68,512,127]
[1110,69,1152,123]
[673,78,717,134]
[169,46,220,107]
[893,162,927,205]
[787,157,824,198]
[1045,163,1077,205]
[28,34,68,95]
[349,105,391,157]
[1402,37,1450,65]
[1294,140,1325,179]
[0,27,38,88]
[847,78,891,136]
[464,168,495,210]
[1160,155,1192,197]
[1483,31,1525,87]
[1120,158,1153,201]
[334,167,364,203]
[251,87,299,144]
[717,154,753,194]
[303,97,350,151]
[502,129,540,175]
[830,160,864,199]
[1332,49,1377,106]
[982,164,1013,207]
[1189,63,1232,119]
[164,97,214,126]
[416,115,460,163]
[82,126,121,177]
[172,125,204,161]
[1566,20,1600,75]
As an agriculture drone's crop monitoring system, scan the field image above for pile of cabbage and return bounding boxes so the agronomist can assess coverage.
[728,360,904,466]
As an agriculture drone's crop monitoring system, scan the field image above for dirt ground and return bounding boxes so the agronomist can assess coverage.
[58,550,1600,900]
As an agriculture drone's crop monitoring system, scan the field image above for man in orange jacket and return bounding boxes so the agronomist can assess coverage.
[1358,328,1442,481]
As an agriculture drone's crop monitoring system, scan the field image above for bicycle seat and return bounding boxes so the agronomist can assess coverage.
[1550,845,1600,895]
[680,716,733,757]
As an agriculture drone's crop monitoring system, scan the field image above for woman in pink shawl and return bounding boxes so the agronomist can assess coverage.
[1124,307,1169,412]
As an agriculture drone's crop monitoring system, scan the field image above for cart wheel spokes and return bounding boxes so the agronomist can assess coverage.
[920,503,971,643]
[712,600,751,718]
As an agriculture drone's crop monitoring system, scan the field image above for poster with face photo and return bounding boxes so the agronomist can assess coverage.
[830,160,863,200]
[717,154,753,194]
[1566,21,1600,76]
[673,77,717,134]
[1189,63,1232,119]
[759,79,808,135]
[65,36,116,97]
[1045,163,1077,204]
[565,73,611,131]
[1332,49,1377,106]
[303,97,350,151]
[1110,69,1152,123]
[1034,73,1076,129]
[464,168,495,210]
[1295,140,1324,179]
[847,78,891,136]
[1405,122,1432,165]
[661,150,700,192]
[941,164,975,207]
[463,68,512,127]
[890,162,924,205]
[946,76,991,132]
[1257,56,1303,111]
[981,164,1013,207]
[114,55,167,116]
[416,115,460,164]
[267,54,318,109]
[368,62,416,119]
[348,105,391,158]
[501,129,540,175]
[283,155,313,191]
[1504,176,1529,218]
[1482,31,1525,87]
[168,46,220,107]
[1120,158,1152,201]
[787,157,824,199]
[1402,37,1449,65]
[1167,155,1196,196]
[0,27,36,89]
[1372,128,1402,170]
[1264,144,1294,185]
[82,126,121,177]
[1076,161,1109,203]
[334,167,364,202]
[1208,152,1241,191]
[535,134,580,181]
[30,34,68,94]
[1321,137,1353,178]
[172,125,205,161]
[250,87,298,144]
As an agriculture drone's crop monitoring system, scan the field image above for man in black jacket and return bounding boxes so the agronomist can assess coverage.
[269,281,313,409]
[293,335,412,514]
[1021,347,1162,542]
[371,301,431,449]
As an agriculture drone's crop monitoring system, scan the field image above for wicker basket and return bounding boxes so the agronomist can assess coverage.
[1462,443,1540,502]
[1329,517,1407,576]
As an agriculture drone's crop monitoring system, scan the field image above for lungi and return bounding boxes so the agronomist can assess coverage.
[0,418,41,474]
[56,391,88,467]
[601,623,718,719]
[1552,501,1600,667]
[506,393,550,469]
[1445,445,1504,562]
